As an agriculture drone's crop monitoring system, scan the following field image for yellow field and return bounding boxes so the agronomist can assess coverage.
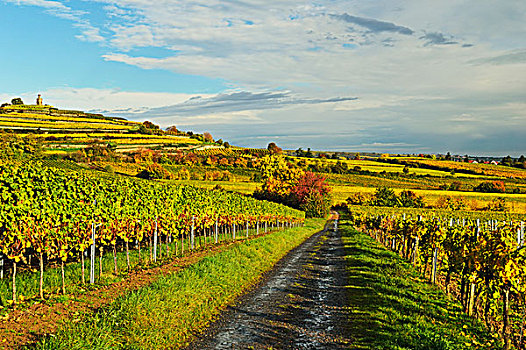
[394,157,526,179]
[0,113,131,126]
[331,185,526,213]
[168,179,259,194]
[46,137,199,145]
[316,158,486,178]
[0,119,134,130]
[17,133,189,139]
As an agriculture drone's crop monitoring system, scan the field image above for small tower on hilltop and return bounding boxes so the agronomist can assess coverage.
[36,94,43,106]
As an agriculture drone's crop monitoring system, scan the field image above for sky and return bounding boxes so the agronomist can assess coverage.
[0,0,525,156]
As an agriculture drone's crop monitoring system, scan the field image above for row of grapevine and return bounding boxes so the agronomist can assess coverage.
[0,160,304,303]
[348,206,525,349]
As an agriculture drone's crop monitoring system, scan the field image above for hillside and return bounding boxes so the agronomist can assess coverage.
[0,102,215,155]
[0,104,137,131]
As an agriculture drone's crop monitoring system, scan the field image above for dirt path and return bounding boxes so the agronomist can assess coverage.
[187,222,353,349]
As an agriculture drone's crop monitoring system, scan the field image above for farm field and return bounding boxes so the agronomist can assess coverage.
[349,208,526,347]
[393,157,526,179]
[321,158,488,178]
[331,185,526,213]
[172,179,258,193]
[3,1,525,348]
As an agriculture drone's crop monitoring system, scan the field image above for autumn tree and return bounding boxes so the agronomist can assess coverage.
[255,156,332,217]
[289,172,332,217]
[138,121,163,135]
[165,126,179,135]
[267,142,282,154]
[203,132,214,143]
[257,155,303,200]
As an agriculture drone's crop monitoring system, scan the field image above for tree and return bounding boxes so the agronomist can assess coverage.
[11,98,24,105]
[501,155,513,167]
[296,148,305,157]
[474,181,506,193]
[372,187,399,207]
[331,161,348,174]
[136,163,174,180]
[0,133,43,159]
[259,155,303,197]
[203,132,214,143]
[138,121,163,135]
[165,126,179,135]
[267,142,282,154]
[289,172,331,217]
[398,190,425,208]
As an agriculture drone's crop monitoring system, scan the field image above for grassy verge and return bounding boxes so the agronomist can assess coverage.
[339,219,501,349]
[34,219,325,349]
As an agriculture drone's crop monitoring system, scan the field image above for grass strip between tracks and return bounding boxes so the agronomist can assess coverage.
[339,219,501,350]
[33,218,325,350]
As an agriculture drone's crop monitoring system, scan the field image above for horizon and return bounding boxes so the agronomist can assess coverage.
[0,1,525,157]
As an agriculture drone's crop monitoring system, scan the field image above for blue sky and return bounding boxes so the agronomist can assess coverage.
[0,0,525,156]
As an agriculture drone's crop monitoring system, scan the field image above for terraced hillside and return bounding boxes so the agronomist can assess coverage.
[0,103,211,154]
[0,104,138,131]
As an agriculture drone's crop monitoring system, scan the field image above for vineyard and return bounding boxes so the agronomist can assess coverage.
[0,104,210,155]
[392,157,526,180]
[193,147,270,157]
[0,105,138,132]
[348,205,526,349]
[0,160,304,305]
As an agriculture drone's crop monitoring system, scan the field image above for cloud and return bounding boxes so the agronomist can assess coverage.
[419,32,458,46]
[449,113,476,122]
[123,91,357,119]
[330,13,414,35]
[470,49,526,65]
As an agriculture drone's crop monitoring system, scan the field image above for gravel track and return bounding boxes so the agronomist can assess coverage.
[186,222,352,349]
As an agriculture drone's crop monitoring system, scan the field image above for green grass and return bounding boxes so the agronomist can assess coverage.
[339,220,500,349]
[33,219,325,349]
